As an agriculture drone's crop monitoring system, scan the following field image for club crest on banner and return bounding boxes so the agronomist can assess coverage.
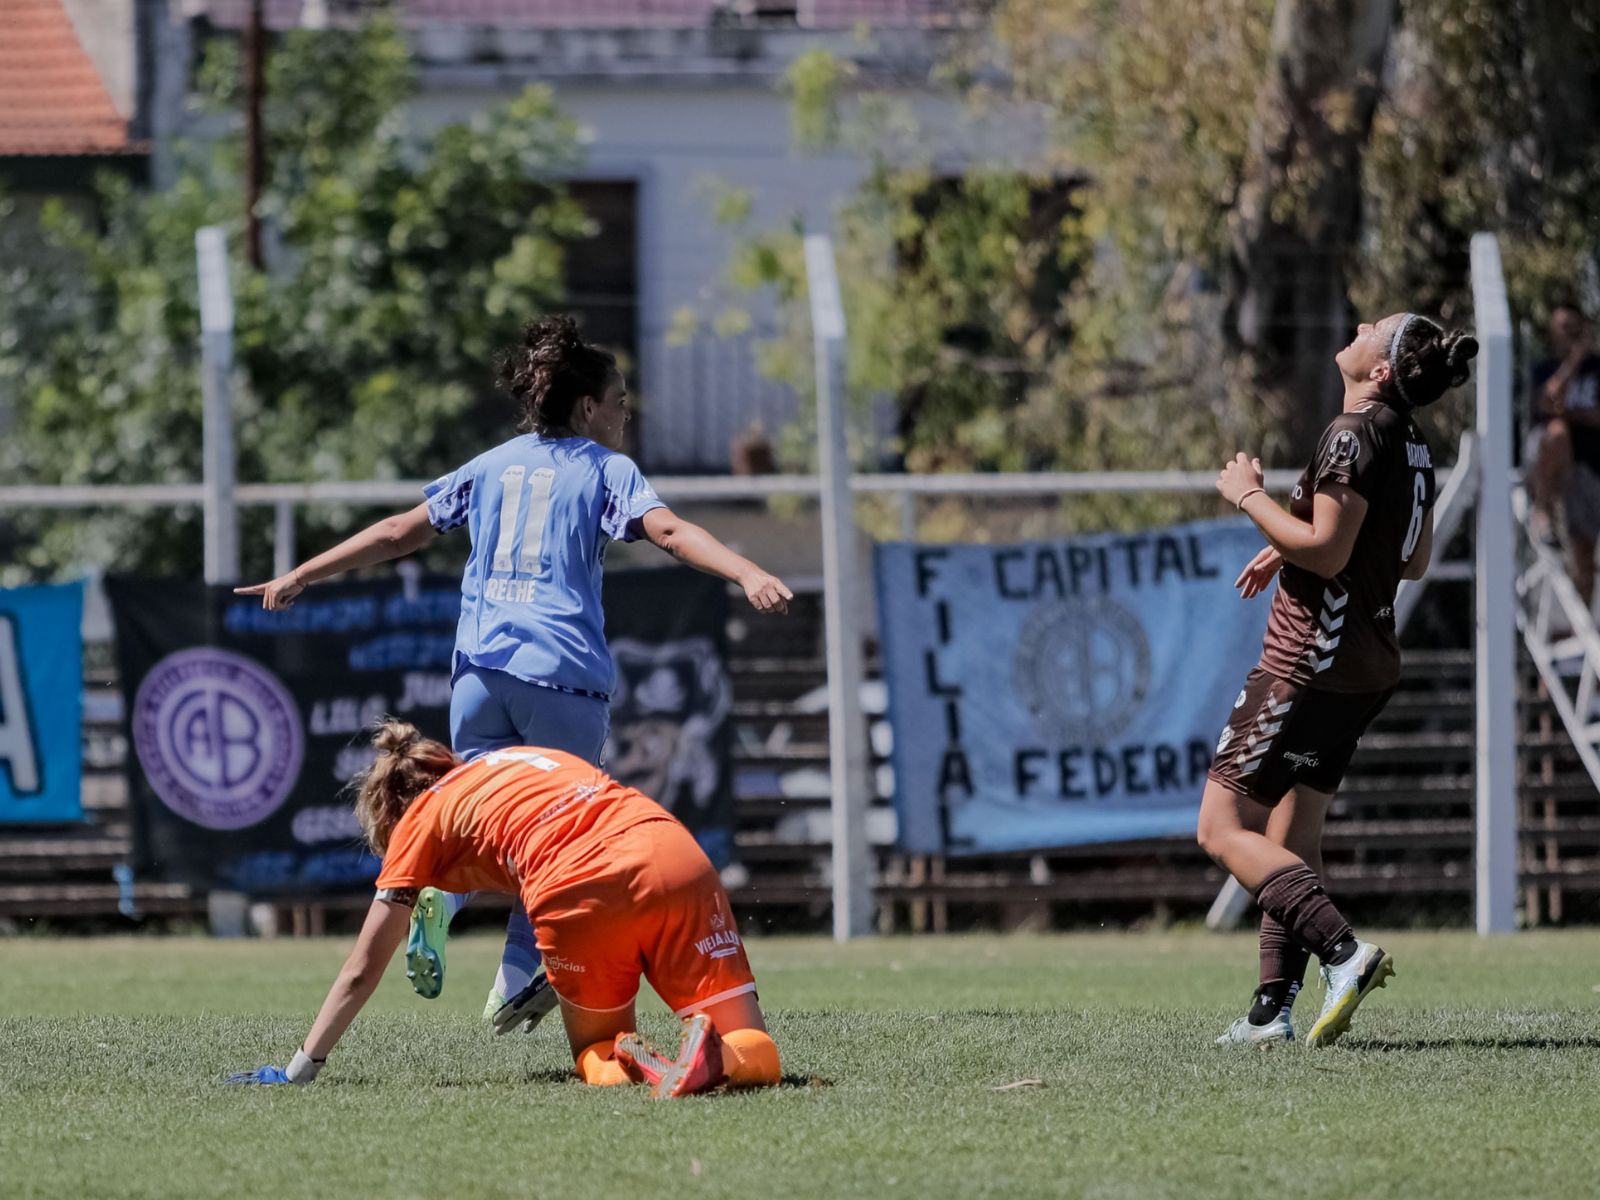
[1013,596,1153,743]
[132,647,304,831]
[874,520,1272,854]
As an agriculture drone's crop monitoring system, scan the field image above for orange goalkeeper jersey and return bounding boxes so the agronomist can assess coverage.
[373,748,672,903]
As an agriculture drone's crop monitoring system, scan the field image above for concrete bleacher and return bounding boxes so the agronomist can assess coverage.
[4,587,1599,930]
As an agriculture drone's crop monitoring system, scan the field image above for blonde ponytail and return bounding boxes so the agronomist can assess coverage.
[351,719,457,854]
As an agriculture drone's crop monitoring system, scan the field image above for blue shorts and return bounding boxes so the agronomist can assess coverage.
[449,664,610,765]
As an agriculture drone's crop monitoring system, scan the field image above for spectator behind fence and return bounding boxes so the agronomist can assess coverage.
[1527,301,1600,605]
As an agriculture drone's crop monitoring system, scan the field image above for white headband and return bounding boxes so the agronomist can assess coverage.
[1388,313,1418,406]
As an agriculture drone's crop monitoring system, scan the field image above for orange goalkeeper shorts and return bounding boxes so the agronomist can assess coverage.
[527,817,757,1017]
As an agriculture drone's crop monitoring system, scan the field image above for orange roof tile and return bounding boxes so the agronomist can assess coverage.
[0,0,139,156]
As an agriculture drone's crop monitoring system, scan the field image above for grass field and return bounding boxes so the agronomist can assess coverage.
[5,930,1600,1199]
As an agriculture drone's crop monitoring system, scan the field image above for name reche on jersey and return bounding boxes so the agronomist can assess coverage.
[485,577,537,603]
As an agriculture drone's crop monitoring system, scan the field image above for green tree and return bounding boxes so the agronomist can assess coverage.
[1358,0,1600,371]
[707,11,1275,535]
[0,20,591,584]
[719,1,1600,499]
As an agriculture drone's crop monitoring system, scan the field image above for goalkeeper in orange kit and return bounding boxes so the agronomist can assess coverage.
[225,722,779,1098]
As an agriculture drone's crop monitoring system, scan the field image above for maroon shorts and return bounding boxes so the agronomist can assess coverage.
[1207,667,1393,804]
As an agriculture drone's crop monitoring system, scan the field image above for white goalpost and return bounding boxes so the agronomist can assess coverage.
[1470,232,1518,935]
[804,232,875,941]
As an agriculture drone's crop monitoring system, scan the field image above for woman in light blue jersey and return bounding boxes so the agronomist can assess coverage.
[237,315,792,1022]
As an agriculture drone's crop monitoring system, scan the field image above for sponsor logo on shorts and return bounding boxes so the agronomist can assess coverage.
[694,928,743,960]
[545,954,585,975]
[709,910,727,931]
[1375,605,1394,620]
[1282,750,1321,771]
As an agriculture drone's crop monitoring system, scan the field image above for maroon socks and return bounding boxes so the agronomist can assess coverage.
[1254,864,1356,963]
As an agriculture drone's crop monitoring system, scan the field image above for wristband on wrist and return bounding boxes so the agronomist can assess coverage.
[1235,487,1266,511]
[286,1048,324,1084]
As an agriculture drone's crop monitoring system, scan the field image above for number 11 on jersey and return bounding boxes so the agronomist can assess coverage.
[492,465,556,580]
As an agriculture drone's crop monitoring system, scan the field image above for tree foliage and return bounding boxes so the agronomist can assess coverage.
[0,20,589,583]
[719,0,1600,498]
[1359,1,1600,361]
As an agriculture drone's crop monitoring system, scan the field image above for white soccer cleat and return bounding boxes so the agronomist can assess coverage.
[481,988,507,1023]
[1306,941,1395,1048]
[490,972,559,1036]
[1215,1012,1295,1047]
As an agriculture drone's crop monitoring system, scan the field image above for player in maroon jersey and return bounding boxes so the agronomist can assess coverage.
[1203,312,1478,1048]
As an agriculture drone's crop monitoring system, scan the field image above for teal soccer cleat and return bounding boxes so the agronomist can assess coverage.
[406,887,451,1000]
[1306,942,1394,1048]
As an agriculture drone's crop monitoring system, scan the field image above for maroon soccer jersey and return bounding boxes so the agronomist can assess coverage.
[1258,401,1436,692]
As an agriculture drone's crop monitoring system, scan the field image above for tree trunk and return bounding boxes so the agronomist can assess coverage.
[1227,0,1397,459]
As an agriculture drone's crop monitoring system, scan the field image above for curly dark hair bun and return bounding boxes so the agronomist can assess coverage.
[1441,331,1480,389]
[1390,316,1478,409]
[496,315,619,434]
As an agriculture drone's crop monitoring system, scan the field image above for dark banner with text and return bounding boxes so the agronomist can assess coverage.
[875,519,1270,854]
[108,570,730,894]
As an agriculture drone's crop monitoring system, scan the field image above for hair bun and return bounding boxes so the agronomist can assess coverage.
[496,312,618,435]
[526,315,583,365]
[372,719,421,756]
[1443,332,1480,389]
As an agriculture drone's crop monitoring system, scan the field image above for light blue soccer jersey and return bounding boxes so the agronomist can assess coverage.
[424,435,665,699]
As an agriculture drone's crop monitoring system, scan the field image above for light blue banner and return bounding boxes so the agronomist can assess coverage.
[876,519,1271,854]
[0,582,84,824]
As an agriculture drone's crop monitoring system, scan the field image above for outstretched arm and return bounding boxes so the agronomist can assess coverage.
[639,506,793,614]
[301,897,412,1060]
[225,897,410,1085]
[234,502,438,610]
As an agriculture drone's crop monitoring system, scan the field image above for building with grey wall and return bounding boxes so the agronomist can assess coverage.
[163,2,1041,471]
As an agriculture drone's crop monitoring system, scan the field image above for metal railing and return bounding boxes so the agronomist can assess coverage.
[0,468,1315,579]
[1513,485,1600,786]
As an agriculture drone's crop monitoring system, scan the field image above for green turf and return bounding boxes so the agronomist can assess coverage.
[5,930,1600,1199]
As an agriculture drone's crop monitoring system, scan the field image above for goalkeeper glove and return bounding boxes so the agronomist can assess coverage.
[224,1048,323,1085]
